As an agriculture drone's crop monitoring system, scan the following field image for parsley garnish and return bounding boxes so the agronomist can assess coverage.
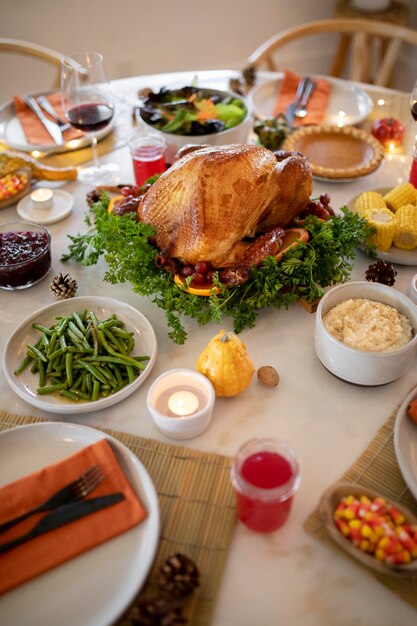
[62,194,374,344]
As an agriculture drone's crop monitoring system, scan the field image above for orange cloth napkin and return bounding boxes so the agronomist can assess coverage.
[0,438,148,595]
[13,93,85,145]
[273,69,332,125]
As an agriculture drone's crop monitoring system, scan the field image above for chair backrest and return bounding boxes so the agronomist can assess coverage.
[247,18,417,87]
[0,38,63,93]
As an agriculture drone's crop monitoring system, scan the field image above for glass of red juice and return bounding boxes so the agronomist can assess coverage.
[231,438,301,533]
[129,132,166,186]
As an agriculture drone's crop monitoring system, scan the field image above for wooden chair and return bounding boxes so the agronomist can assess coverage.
[0,38,63,90]
[247,18,417,87]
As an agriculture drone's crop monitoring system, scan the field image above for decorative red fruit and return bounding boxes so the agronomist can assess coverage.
[371,117,405,148]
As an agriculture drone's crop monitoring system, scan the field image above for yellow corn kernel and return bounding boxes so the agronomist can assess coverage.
[393,204,417,250]
[383,183,417,212]
[354,191,386,216]
[364,207,397,252]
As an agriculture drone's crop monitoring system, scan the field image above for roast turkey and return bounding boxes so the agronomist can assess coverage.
[137,144,312,269]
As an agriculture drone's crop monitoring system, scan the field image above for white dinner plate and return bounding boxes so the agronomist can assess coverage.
[0,90,116,155]
[3,296,157,414]
[248,75,373,126]
[0,421,160,626]
[347,187,417,265]
[394,387,417,501]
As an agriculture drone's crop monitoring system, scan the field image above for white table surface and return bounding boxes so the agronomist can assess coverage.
[1,70,417,626]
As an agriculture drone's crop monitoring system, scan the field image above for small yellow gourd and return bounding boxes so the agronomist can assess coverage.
[196,330,254,397]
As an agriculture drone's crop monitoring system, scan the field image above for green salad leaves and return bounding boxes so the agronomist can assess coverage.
[62,193,374,344]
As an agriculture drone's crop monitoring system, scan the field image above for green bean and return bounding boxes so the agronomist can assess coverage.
[126,364,135,384]
[92,380,100,401]
[32,324,53,336]
[79,361,108,384]
[71,312,86,333]
[26,344,48,363]
[47,332,58,356]
[60,389,80,401]
[37,382,68,394]
[38,360,46,387]
[65,352,73,388]
[56,317,69,336]
[85,372,93,395]
[14,355,33,375]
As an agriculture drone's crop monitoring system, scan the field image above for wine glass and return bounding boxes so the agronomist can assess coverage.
[411,79,417,122]
[61,51,119,185]
[409,79,417,187]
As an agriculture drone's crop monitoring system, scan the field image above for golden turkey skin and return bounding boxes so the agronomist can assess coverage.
[137,144,312,268]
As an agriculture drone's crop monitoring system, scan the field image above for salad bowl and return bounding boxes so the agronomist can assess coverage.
[136,85,253,163]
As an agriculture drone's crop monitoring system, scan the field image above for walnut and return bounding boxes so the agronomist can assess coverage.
[257,366,279,387]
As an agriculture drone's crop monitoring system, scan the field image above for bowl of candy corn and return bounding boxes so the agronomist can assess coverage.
[0,168,31,210]
[318,482,417,575]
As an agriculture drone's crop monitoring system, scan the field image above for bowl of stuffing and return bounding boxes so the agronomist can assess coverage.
[314,281,417,385]
[136,85,253,163]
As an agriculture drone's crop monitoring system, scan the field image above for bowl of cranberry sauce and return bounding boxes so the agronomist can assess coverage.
[0,221,51,290]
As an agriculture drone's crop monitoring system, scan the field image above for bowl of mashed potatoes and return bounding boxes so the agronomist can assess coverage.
[315,281,417,385]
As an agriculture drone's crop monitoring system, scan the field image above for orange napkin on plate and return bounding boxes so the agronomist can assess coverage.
[273,69,332,125]
[13,93,85,145]
[0,438,147,595]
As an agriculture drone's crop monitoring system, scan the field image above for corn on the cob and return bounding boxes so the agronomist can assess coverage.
[0,150,77,181]
[353,191,386,216]
[383,183,417,212]
[393,204,417,250]
[364,207,397,252]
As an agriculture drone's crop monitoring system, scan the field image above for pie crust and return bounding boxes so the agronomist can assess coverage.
[282,125,385,180]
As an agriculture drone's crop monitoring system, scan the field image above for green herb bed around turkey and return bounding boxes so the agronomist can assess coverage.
[62,192,374,344]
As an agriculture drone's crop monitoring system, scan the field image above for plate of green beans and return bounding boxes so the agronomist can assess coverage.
[3,296,157,413]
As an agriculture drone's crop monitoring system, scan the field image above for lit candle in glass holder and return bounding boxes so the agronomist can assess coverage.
[147,369,215,439]
[31,188,54,211]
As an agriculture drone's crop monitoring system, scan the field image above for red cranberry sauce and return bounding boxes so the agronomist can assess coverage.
[0,230,51,288]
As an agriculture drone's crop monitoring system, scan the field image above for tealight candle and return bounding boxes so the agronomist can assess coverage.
[31,188,53,211]
[168,390,199,416]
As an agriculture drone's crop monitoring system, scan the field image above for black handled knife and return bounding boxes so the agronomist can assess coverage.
[0,493,125,555]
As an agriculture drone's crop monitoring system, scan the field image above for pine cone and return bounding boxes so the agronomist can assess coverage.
[242,65,257,87]
[128,593,187,626]
[228,77,244,96]
[365,260,397,286]
[86,189,102,207]
[50,273,78,300]
[156,554,200,599]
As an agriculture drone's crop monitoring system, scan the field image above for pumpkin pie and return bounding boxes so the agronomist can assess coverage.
[283,125,384,180]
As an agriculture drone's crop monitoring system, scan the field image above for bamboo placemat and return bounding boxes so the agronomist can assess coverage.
[0,411,236,626]
[304,397,417,610]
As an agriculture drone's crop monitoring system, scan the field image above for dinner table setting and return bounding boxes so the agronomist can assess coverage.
[1,53,417,626]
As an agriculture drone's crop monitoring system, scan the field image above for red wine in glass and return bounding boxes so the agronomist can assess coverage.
[61,51,119,184]
[411,102,417,122]
[67,102,113,133]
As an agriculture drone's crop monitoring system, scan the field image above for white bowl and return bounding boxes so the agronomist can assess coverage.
[136,87,253,163]
[315,282,417,386]
[406,273,417,305]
